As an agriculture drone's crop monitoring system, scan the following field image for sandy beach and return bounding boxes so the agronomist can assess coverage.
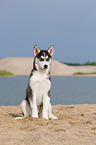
[0,104,96,145]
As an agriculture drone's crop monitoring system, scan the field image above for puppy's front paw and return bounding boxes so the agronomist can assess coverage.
[49,115,58,120]
[42,115,48,120]
[32,110,38,118]
[42,114,48,120]
[32,114,38,118]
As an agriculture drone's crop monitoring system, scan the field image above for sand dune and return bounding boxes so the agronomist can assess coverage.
[71,65,96,73]
[0,57,96,76]
[0,104,96,145]
[0,57,33,76]
[0,57,76,76]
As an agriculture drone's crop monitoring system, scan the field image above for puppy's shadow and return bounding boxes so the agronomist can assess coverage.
[9,113,23,118]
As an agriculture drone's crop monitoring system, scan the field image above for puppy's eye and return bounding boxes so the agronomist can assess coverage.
[40,58,44,61]
[46,58,49,61]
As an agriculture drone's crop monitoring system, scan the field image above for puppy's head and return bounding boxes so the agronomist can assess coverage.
[33,45,54,71]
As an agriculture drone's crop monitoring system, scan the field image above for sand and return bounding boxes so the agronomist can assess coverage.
[0,57,96,76]
[0,104,96,145]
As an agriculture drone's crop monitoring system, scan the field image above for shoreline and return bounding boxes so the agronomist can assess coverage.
[0,74,96,77]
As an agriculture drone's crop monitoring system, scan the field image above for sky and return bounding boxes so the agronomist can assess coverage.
[0,0,96,63]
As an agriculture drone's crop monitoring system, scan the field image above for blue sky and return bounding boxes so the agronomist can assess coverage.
[0,0,96,63]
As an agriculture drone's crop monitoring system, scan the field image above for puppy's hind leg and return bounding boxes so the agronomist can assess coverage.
[48,103,58,120]
[15,99,31,119]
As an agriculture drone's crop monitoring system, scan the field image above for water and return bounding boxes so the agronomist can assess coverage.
[0,76,96,106]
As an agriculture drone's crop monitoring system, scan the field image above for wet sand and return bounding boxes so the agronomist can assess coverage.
[0,104,96,145]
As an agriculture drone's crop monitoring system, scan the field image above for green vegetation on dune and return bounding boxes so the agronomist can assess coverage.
[0,70,14,76]
[63,61,96,66]
[74,72,96,75]
[85,61,96,65]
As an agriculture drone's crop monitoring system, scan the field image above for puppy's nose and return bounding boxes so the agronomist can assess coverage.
[44,65,48,69]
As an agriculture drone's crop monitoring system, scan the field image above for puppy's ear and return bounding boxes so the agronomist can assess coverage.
[48,45,54,57]
[34,45,40,56]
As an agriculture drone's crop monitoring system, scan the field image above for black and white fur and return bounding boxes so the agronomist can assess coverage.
[16,45,58,120]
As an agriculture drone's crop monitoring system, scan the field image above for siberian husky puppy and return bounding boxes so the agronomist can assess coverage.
[16,45,58,120]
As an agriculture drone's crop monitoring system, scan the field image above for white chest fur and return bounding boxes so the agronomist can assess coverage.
[29,71,51,105]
